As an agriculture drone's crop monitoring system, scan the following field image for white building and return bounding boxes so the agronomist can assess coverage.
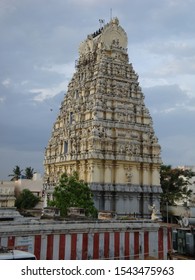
[177,165,195,206]
[0,173,44,211]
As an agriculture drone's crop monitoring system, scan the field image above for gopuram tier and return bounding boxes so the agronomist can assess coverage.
[44,18,162,217]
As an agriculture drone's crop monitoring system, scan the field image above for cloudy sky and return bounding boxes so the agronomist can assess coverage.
[1,0,195,180]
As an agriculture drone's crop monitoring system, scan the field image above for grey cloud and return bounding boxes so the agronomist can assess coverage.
[144,84,189,111]
[0,148,44,179]
[143,84,195,166]
[146,40,195,58]
[1,0,195,179]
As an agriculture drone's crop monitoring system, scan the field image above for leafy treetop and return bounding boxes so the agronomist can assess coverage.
[24,167,34,179]
[160,165,194,206]
[49,172,98,218]
[9,165,23,181]
[9,165,35,180]
[15,189,40,209]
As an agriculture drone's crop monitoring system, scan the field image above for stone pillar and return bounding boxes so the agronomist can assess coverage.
[133,165,140,185]
[87,162,95,183]
[142,164,149,185]
[93,161,103,183]
[115,164,125,184]
[104,192,112,211]
[151,165,160,186]
[93,191,102,210]
[114,193,121,214]
[79,162,86,181]
[142,194,150,218]
[123,194,130,214]
[104,163,112,184]
[126,194,133,214]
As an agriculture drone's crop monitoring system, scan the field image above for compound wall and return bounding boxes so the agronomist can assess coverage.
[0,219,171,260]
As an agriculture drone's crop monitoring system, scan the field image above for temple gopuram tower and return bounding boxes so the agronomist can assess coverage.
[44,18,162,217]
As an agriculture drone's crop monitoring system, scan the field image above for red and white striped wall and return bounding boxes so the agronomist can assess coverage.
[0,224,172,260]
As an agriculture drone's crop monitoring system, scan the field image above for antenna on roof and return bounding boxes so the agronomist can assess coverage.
[110,8,112,20]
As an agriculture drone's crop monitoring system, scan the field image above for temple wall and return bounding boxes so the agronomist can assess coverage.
[0,220,171,260]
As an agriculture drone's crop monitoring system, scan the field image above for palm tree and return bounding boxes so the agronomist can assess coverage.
[9,165,23,181]
[24,167,34,179]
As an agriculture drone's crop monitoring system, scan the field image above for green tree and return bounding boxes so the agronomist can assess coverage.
[8,165,23,181]
[49,172,98,218]
[160,165,194,206]
[24,167,34,179]
[15,189,40,209]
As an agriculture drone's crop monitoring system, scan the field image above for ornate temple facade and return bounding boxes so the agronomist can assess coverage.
[44,18,162,217]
